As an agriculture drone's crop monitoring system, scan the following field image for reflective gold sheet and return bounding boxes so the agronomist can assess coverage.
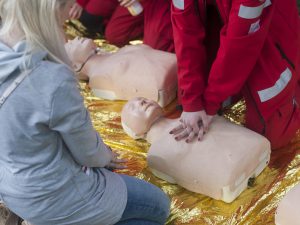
[80,82,300,225]
[67,21,300,225]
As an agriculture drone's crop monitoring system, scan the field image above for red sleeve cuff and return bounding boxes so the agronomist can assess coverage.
[204,101,220,115]
[182,101,204,112]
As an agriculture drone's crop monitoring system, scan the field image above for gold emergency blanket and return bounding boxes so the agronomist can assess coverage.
[67,21,300,225]
[80,82,300,225]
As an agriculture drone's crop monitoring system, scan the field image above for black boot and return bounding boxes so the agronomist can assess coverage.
[79,10,105,35]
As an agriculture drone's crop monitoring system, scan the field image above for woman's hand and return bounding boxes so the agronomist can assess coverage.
[170,110,213,143]
[69,2,83,20]
[105,152,128,170]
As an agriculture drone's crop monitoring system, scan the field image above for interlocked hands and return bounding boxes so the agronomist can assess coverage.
[170,110,213,143]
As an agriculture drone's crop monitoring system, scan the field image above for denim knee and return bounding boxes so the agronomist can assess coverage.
[118,174,170,224]
[156,191,170,224]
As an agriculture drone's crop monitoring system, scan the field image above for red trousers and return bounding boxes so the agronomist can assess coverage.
[245,82,300,149]
[105,4,144,47]
[143,0,174,52]
[83,0,118,18]
[81,0,143,46]
[79,0,174,52]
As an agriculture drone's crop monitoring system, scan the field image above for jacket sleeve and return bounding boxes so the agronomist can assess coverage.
[171,0,208,112]
[49,70,112,168]
[76,0,89,7]
[204,0,275,115]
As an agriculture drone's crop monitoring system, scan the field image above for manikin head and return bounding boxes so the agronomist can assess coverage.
[121,97,163,139]
[65,37,97,68]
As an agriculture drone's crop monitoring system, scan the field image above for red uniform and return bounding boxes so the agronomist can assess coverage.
[171,0,300,148]
[77,0,144,46]
[143,0,174,52]
[77,0,174,52]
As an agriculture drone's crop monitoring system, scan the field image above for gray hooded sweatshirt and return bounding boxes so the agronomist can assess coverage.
[0,41,127,225]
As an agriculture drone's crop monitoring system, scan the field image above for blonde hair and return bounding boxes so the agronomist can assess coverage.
[0,0,72,66]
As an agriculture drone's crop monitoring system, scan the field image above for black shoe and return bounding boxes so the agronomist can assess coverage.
[79,10,105,35]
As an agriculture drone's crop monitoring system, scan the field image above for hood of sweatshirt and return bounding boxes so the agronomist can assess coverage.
[0,40,47,86]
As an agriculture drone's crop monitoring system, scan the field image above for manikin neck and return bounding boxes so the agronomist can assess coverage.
[146,117,176,143]
[76,52,110,78]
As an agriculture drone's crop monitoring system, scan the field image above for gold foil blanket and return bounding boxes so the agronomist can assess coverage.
[80,82,300,225]
[67,21,300,225]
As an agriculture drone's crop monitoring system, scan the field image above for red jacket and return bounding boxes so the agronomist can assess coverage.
[76,0,89,7]
[171,0,300,119]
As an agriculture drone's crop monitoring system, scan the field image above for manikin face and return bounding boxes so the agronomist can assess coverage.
[65,37,97,65]
[121,97,163,137]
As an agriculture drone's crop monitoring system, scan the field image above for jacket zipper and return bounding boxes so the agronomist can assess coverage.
[275,43,295,70]
[246,85,266,135]
[214,0,225,24]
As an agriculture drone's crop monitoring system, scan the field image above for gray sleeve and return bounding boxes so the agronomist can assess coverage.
[49,72,112,167]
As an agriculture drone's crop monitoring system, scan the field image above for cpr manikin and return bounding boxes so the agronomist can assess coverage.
[65,37,177,107]
[275,183,300,225]
[121,97,271,203]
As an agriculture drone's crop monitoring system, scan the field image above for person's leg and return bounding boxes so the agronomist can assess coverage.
[245,84,300,149]
[116,219,160,225]
[264,83,300,149]
[115,175,170,225]
[105,4,144,47]
[143,0,174,52]
[84,0,118,17]
[79,0,118,33]
[79,10,105,34]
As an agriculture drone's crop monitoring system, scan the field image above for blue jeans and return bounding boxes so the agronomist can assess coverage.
[115,175,170,225]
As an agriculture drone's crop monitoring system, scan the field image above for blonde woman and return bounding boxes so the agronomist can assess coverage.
[0,1,170,225]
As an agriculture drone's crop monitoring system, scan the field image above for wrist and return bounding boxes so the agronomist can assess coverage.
[182,103,204,112]
[205,102,220,115]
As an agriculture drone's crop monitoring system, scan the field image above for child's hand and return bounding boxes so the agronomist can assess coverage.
[69,2,83,20]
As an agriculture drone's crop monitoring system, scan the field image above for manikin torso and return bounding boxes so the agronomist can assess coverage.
[275,183,300,225]
[83,44,178,107]
[145,116,271,202]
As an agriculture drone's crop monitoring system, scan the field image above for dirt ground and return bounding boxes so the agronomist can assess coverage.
[0,204,10,225]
